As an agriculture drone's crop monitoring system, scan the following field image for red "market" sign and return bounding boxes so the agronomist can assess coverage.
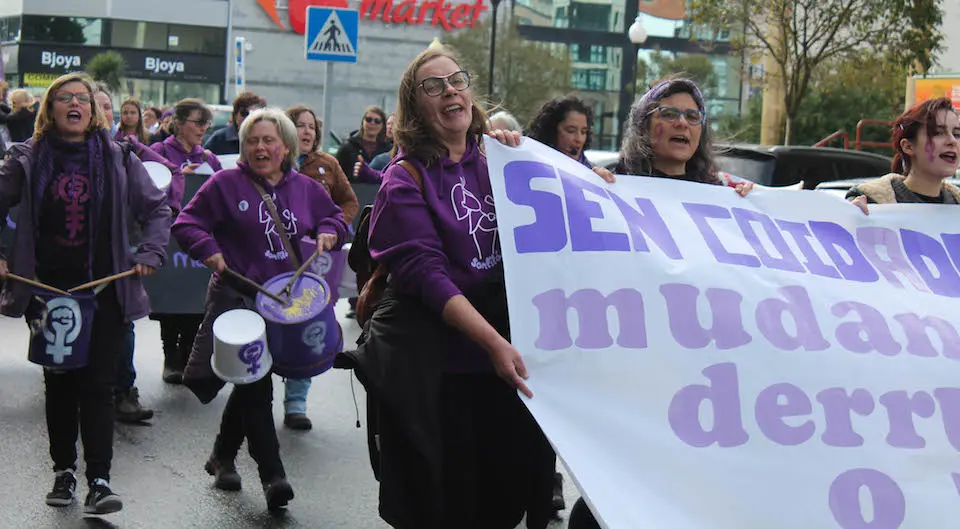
[257,0,486,34]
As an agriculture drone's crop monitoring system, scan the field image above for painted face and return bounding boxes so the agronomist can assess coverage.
[648,92,703,170]
[556,110,588,159]
[244,120,289,178]
[120,103,140,129]
[362,112,383,138]
[905,109,960,179]
[385,114,395,139]
[93,91,113,127]
[53,82,93,141]
[415,56,474,142]
[179,109,210,148]
[295,111,317,153]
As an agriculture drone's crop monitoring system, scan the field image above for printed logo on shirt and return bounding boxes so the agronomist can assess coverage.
[449,175,501,270]
[238,200,249,212]
[51,172,91,247]
[259,194,299,261]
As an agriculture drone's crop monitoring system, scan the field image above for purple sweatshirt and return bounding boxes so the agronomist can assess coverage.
[369,140,501,370]
[172,163,347,285]
[127,138,184,213]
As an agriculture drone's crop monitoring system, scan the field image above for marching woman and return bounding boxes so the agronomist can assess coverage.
[281,105,358,431]
[150,98,222,384]
[0,72,170,515]
[115,98,150,144]
[846,97,960,206]
[340,46,553,529]
[172,108,347,510]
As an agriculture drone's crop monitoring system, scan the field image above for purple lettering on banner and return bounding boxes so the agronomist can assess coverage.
[901,229,960,297]
[934,388,960,452]
[503,161,568,253]
[941,233,960,283]
[731,208,805,273]
[817,388,874,447]
[683,203,760,268]
[953,472,960,495]
[659,283,752,349]
[754,383,815,446]
[777,220,842,279]
[755,286,830,351]
[558,168,630,252]
[809,221,880,283]
[531,288,647,350]
[878,390,934,449]
[607,192,682,258]
[828,468,906,529]
[832,302,902,356]
[893,313,960,360]
[857,227,929,292]
[668,362,750,448]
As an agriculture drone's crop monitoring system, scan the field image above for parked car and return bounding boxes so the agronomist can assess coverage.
[585,145,893,189]
[815,177,960,199]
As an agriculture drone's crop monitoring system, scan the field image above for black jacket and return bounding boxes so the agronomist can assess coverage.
[203,124,240,155]
[0,104,36,143]
[335,133,391,182]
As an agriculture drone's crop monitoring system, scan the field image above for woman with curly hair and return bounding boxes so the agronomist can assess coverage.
[526,95,593,167]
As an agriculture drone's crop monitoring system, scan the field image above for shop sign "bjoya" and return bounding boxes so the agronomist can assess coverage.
[257,0,486,34]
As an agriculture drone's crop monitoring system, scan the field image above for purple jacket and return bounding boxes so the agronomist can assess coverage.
[356,160,383,184]
[0,140,172,321]
[127,138,184,213]
[369,140,501,370]
[172,164,348,285]
[150,136,222,210]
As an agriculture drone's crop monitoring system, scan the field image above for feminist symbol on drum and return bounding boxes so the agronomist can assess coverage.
[42,298,83,364]
[238,341,265,375]
[302,321,327,354]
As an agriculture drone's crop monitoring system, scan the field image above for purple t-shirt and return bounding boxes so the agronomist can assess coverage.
[172,164,348,285]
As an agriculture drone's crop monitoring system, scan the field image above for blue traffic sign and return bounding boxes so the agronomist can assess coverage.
[305,6,359,63]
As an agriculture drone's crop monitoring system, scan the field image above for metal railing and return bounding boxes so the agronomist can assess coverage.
[814,120,893,151]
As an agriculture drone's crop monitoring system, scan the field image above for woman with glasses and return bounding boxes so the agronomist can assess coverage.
[335,105,391,183]
[0,72,170,516]
[340,47,553,529]
[149,98,222,385]
[115,98,150,145]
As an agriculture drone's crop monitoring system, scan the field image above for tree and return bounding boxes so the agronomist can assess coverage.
[21,16,85,44]
[444,17,573,127]
[641,51,719,95]
[689,0,944,144]
[87,52,126,95]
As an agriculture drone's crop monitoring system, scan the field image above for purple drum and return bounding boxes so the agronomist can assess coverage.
[27,290,96,370]
[298,240,347,306]
[255,271,342,378]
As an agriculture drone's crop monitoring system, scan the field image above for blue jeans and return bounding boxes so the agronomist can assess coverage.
[283,377,312,415]
[114,323,136,393]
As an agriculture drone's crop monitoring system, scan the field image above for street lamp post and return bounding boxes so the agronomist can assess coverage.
[628,14,648,100]
[488,0,502,97]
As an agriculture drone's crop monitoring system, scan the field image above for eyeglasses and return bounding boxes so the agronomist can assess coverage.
[186,119,212,128]
[648,106,706,126]
[239,107,263,118]
[364,116,383,125]
[418,70,471,97]
[54,91,92,104]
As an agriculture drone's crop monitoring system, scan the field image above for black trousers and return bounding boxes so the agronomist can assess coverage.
[158,314,203,371]
[569,498,602,529]
[212,375,285,484]
[42,287,123,483]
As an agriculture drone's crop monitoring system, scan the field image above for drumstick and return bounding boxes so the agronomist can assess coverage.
[68,269,137,293]
[223,268,287,305]
[5,274,70,296]
[280,251,321,298]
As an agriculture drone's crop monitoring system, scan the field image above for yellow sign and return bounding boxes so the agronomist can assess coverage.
[23,72,59,88]
[913,77,960,111]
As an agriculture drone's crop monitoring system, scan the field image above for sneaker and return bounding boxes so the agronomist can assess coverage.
[115,387,154,423]
[283,413,313,431]
[45,470,77,507]
[162,365,184,385]
[345,308,356,319]
[263,477,294,511]
[552,472,565,512]
[204,454,242,491]
[83,479,122,515]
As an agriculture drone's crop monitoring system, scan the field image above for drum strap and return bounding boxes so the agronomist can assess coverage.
[249,180,302,269]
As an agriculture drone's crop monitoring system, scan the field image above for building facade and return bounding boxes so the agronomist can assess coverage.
[936,0,959,74]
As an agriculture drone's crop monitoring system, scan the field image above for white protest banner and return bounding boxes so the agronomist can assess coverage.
[483,137,960,529]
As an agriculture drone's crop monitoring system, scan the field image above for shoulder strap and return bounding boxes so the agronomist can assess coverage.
[248,179,301,268]
[397,159,424,192]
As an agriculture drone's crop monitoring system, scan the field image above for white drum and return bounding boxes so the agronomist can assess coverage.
[211,308,273,384]
[143,161,172,191]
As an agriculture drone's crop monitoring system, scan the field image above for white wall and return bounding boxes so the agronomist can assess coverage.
[935,0,960,74]
[20,0,228,27]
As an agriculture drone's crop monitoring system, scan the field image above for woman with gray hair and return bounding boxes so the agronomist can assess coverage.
[172,108,348,511]
[488,110,522,133]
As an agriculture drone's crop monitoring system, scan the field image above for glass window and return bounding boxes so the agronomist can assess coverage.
[569,3,610,31]
[572,69,607,92]
[167,25,226,55]
[165,81,219,107]
[0,16,21,43]
[122,78,166,109]
[21,16,102,45]
[110,20,167,51]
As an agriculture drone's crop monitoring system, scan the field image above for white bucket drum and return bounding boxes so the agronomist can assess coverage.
[143,161,172,191]
[211,308,273,384]
[218,154,240,171]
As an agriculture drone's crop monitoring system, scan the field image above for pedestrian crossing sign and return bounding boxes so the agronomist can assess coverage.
[305,6,359,63]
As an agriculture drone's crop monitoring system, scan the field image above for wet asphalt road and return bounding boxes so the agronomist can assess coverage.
[0,300,578,529]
